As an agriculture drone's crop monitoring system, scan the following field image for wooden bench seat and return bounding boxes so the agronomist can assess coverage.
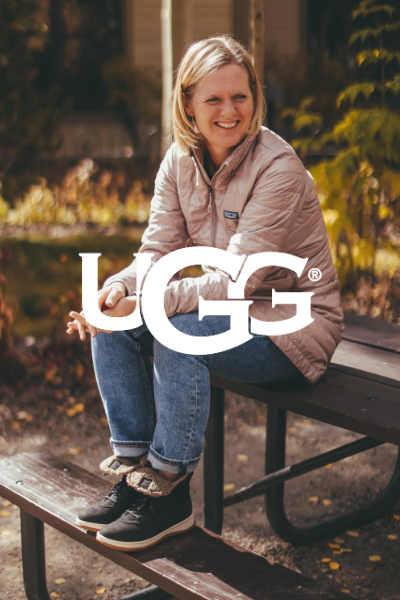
[0,450,350,600]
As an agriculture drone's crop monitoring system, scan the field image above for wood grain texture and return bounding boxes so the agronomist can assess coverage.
[0,451,351,600]
[343,312,400,352]
[331,340,400,384]
[210,367,400,445]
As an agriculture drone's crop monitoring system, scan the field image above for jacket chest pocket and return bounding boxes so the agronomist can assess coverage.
[221,198,246,234]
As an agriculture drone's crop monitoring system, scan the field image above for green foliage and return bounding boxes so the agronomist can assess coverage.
[283,0,400,288]
[0,0,67,180]
[0,160,150,227]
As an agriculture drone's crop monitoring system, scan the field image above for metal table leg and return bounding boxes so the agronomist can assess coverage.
[20,510,172,600]
[203,386,225,534]
[20,510,51,600]
[264,406,400,545]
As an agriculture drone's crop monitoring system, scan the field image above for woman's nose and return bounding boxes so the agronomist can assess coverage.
[219,100,236,117]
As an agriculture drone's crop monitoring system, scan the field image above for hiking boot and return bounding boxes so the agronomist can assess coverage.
[96,474,195,551]
[76,476,142,532]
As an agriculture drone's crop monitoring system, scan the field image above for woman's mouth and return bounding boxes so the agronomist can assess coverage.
[215,121,239,129]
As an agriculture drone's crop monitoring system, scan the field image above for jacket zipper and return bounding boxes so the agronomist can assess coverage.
[192,152,218,246]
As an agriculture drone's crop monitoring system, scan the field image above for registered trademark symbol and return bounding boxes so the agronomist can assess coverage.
[308,268,322,282]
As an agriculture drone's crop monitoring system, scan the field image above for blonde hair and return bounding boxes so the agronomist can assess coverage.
[172,36,266,155]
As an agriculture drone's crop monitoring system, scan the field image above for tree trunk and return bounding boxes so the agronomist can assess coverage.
[251,0,265,87]
[161,0,173,157]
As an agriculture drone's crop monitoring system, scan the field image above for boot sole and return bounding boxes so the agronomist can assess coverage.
[95,513,196,551]
[75,518,106,532]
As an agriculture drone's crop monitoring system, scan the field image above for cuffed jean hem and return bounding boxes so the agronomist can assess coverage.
[111,439,151,458]
[148,447,201,475]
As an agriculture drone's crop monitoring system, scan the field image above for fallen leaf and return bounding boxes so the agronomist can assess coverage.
[341,590,350,594]
[369,555,381,562]
[73,403,85,413]
[288,427,298,435]
[237,454,248,462]
[55,578,66,584]
[16,410,30,420]
[45,366,58,381]
[1,530,10,535]
[328,543,341,549]
[323,499,332,506]
[51,593,60,598]
[93,449,99,455]
[68,447,82,455]
[341,549,352,553]
[332,550,342,555]
[393,514,400,520]
[334,538,345,543]
[302,419,311,425]
[75,361,84,380]
[12,421,21,430]
[298,439,305,446]
[66,408,77,417]
[324,464,332,469]
[101,418,108,426]
[61,435,69,442]
[60,254,68,263]
[308,496,319,503]
[346,530,359,537]
[387,534,397,540]
[329,561,339,570]
[1,501,11,507]
[365,566,374,572]
[95,588,106,595]
[223,483,235,492]
[1,510,10,517]
[321,558,331,563]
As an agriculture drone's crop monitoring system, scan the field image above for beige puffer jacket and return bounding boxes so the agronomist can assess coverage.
[105,126,344,384]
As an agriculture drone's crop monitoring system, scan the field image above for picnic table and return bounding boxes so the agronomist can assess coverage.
[1,311,399,599]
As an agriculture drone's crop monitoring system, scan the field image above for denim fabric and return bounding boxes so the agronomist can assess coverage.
[92,312,302,474]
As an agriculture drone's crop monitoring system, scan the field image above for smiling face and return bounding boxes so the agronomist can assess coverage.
[183,63,254,166]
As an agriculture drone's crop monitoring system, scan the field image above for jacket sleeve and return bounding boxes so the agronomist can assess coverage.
[163,152,307,317]
[103,145,190,295]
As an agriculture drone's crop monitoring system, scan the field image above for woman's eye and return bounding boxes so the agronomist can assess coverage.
[235,95,247,100]
[206,98,219,103]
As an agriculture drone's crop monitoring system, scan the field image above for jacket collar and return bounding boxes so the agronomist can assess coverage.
[192,131,259,184]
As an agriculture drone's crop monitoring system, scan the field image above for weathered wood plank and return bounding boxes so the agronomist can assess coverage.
[0,451,349,600]
[210,368,400,445]
[343,312,400,352]
[332,339,400,384]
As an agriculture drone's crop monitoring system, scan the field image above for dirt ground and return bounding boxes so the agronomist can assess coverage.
[1,337,400,600]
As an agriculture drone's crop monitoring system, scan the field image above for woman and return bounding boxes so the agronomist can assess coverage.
[67,36,344,552]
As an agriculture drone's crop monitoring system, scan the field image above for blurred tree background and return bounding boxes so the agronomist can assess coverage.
[0,0,400,375]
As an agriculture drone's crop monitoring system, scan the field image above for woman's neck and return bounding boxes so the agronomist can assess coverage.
[206,146,231,171]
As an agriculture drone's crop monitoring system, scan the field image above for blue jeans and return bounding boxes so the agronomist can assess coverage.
[92,312,302,475]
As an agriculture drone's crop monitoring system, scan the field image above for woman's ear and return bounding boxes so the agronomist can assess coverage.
[182,91,194,117]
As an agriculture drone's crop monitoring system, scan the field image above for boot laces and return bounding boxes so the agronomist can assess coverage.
[126,495,154,521]
[107,477,130,504]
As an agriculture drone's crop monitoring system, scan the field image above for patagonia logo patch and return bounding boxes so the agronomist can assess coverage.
[224,210,239,220]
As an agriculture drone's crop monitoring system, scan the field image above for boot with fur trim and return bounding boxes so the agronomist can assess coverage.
[96,470,195,551]
[99,455,145,477]
[76,456,145,532]
[125,458,189,497]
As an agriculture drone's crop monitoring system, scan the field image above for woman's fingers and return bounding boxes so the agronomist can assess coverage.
[104,284,126,309]
[69,311,89,340]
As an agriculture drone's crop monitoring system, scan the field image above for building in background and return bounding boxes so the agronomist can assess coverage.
[40,0,362,160]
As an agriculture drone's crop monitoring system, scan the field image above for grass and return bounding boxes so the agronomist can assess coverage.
[1,231,143,337]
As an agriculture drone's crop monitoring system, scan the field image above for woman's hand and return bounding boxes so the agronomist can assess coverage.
[66,282,133,340]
